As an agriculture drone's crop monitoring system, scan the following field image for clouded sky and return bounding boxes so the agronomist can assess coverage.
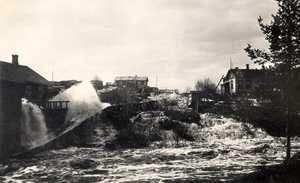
[0,0,277,90]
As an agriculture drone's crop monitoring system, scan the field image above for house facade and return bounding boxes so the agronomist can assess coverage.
[104,76,149,103]
[0,55,49,159]
[221,64,265,97]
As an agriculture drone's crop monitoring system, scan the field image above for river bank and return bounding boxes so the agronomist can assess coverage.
[231,152,300,183]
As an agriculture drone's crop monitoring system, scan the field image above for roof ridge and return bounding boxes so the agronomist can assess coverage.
[0,61,49,85]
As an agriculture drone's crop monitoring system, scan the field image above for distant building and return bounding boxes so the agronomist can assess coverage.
[159,89,179,94]
[115,75,148,89]
[99,87,140,105]
[145,86,159,97]
[0,55,49,159]
[96,76,149,104]
[220,64,265,96]
[105,82,115,87]
[115,75,149,98]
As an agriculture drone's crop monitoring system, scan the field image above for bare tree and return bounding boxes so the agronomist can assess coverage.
[92,75,101,81]
[194,78,216,93]
[91,75,103,90]
[184,87,191,93]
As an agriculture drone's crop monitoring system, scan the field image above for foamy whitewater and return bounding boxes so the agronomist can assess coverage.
[51,81,108,123]
[18,81,108,152]
[20,98,48,148]
[3,113,300,182]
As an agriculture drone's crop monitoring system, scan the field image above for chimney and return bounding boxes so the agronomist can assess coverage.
[246,64,249,70]
[12,54,19,65]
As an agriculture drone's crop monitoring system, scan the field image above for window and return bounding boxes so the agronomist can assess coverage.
[230,81,234,90]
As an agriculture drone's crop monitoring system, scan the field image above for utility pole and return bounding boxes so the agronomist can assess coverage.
[156,74,158,97]
[156,75,158,89]
[286,65,291,161]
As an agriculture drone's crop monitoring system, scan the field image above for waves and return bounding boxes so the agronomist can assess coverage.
[51,81,108,123]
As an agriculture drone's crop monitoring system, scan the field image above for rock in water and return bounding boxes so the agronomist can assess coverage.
[70,159,98,169]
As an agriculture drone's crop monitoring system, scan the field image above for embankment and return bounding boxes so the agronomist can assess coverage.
[231,153,300,183]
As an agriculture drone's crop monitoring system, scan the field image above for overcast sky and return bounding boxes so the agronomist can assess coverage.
[0,0,277,90]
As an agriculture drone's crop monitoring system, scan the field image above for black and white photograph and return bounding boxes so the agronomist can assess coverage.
[1,0,300,182]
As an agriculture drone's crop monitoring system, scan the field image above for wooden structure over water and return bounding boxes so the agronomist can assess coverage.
[42,101,70,130]
[44,101,70,111]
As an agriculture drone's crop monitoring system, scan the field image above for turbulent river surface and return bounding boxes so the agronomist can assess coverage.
[1,114,300,183]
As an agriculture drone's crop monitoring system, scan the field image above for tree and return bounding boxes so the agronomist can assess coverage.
[194,78,216,93]
[184,87,191,93]
[245,0,300,160]
[91,75,103,90]
[93,75,101,81]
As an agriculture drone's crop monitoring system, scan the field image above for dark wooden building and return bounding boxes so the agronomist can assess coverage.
[220,64,265,97]
[114,75,149,100]
[0,55,49,159]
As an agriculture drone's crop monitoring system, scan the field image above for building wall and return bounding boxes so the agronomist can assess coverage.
[115,79,148,100]
[221,76,236,95]
[222,72,259,96]
[24,84,48,105]
[0,81,23,159]
[115,80,147,89]
[100,87,140,105]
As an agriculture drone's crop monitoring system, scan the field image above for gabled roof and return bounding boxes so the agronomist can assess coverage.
[115,76,148,81]
[224,68,264,81]
[0,61,49,85]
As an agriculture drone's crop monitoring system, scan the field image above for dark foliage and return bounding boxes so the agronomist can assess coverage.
[194,78,216,93]
[244,0,300,160]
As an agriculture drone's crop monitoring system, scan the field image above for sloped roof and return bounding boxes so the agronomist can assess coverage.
[224,68,264,80]
[115,76,148,81]
[0,61,49,85]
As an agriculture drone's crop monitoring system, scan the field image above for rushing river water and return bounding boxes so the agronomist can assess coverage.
[1,114,300,183]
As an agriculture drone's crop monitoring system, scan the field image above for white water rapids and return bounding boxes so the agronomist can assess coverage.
[20,98,48,148]
[19,81,108,152]
[3,113,300,182]
[51,81,109,123]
